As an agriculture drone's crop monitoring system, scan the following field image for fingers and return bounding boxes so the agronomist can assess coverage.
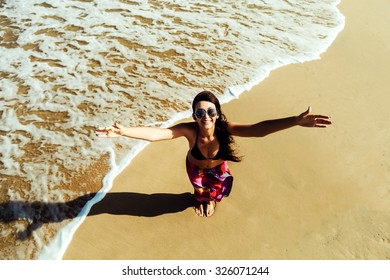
[312,114,331,119]
[113,121,122,129]
[300,106,311,117]
[95,125,114,137]
[319,118,332,125]
[95,127,109,137]
[95,121,124,138]
[304,106,331,120]
[313,117,332,128]
[314,122,329,128]
[315,117,332,123]
[96,133,109,138]
[297,106,333,128]
[315,122,331,128]
[95,127,107,132]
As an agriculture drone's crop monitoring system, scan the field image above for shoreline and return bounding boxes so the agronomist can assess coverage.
[63,0,390,260]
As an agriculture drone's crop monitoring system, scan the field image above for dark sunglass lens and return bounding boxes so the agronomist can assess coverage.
[195,109,206,118]
[195,108,217,118]
[208,109,217,117]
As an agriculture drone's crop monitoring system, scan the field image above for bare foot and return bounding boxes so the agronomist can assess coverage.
[194,201,204,217]
[205,200,216,217]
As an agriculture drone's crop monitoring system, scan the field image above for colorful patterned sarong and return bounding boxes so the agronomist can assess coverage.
[186,158,233,202]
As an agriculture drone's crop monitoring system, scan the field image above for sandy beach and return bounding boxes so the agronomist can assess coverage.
[63,0,390,260]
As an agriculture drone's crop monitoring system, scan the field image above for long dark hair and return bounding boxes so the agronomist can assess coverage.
[192,91,242,162]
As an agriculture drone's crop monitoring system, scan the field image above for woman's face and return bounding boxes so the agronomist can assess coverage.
[194,101,219,130]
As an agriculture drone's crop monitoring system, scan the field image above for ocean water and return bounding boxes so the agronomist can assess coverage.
[0,0,344,259]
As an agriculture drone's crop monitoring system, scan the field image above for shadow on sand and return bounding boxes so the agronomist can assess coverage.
[0,192,195,240]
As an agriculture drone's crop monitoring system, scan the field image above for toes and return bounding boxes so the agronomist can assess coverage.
[194,201,217,217]
[194,201,204,217]
[205,201,216,217]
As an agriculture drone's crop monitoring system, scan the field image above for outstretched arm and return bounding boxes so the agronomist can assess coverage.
[228,106,332,137]
[95,122,192,142]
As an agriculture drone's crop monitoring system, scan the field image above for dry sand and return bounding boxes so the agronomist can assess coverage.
[63,0,390,259]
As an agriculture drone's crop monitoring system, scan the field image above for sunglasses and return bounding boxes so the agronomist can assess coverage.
[194,108,218,119]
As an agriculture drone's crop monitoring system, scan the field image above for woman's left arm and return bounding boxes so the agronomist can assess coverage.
[228,106,332,137]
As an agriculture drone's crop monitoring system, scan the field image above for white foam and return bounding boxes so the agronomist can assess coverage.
[0,0,344,259]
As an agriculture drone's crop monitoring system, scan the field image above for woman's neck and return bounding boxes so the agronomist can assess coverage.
[198,125,215,140]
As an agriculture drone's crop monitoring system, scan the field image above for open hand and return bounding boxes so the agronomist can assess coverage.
[296,107,332,128]
[95,122,124,138]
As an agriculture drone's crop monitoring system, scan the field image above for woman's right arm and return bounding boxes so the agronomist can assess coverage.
[95,122,193,142]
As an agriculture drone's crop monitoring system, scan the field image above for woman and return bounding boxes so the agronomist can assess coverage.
[96,91,332,217]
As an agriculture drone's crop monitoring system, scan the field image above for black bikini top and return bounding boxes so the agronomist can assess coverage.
[190,128,223,160]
